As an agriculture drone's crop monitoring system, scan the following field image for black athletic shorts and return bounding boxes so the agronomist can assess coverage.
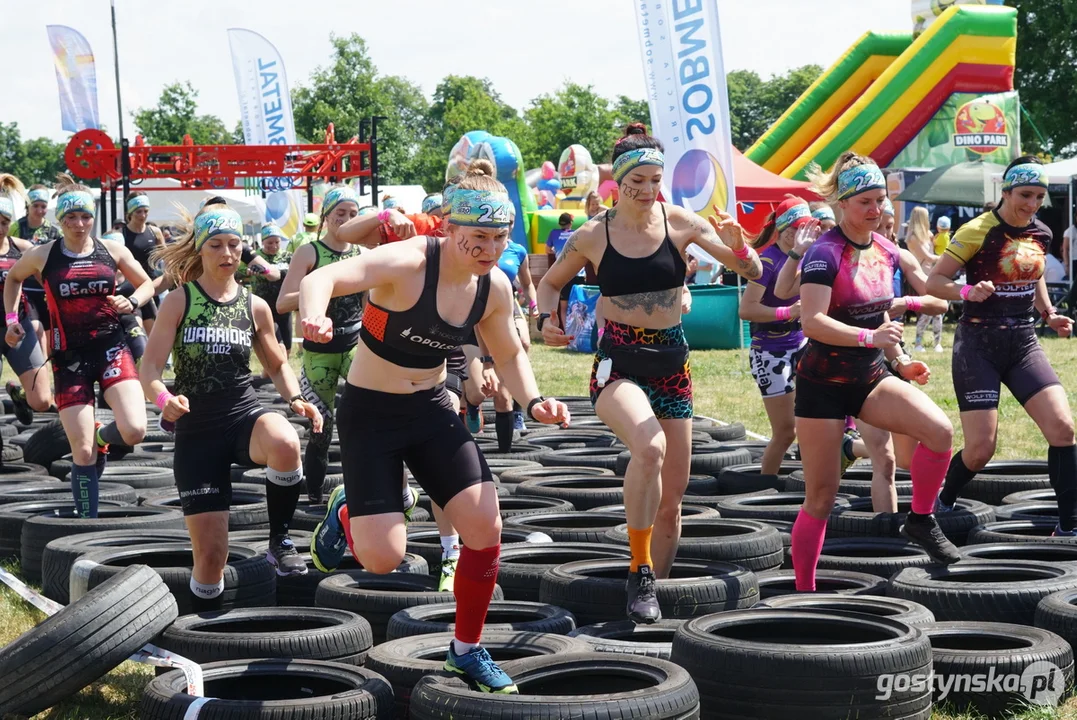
[25,290,50,331]
[794,373,888,420]
[952,321,1060,412]
[338,382,493,517]
[173,388,271,515]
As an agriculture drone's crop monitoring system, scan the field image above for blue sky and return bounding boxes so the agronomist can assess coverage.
[5,0,911,142]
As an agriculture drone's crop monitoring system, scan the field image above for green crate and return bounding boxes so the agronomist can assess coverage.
[682,284,749,350]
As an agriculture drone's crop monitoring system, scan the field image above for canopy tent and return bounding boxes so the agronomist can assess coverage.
[121,179,267,228]
[731,148,821,234]
[1045,156,1077,182]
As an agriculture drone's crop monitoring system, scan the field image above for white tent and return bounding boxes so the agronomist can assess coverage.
[1045,156,1077,182]
[118,179,266,227]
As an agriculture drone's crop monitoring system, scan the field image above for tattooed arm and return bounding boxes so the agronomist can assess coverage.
[670,204,763,281]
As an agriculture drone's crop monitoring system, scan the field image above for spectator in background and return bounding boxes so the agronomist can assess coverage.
[585,191,603,220]
[1046,251,1067,284]
[933,215,951,256]
[810,203,837,232]
[286,214,320,254]
[545,212,583,328]
[1062,208,1077,281]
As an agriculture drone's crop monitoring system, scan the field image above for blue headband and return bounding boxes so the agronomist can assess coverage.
[322,187,359,218]
[613,148,665,184]
[0,197,13,220]
[194,208,243,250]
[382,197,399,210]
[1003,163,1048,192]
[422,194,443,215]
[56,190,95,220]
[101,231,124,242]
[812,207,835,222]
[28,189,50,205]
[450,188,513,228]
[776,203,811,233]
[260,224,284,241]
[126,194,150,215]
[837,164,886,200]
[882,198,895,216]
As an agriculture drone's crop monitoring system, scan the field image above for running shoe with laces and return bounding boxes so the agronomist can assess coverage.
[934,496,955,513]
[1052,525,1077,538]
[6,381,32,426]
[465,403,483,434]
[438,556,458,592]
[839,428,859,477]
[266,534,308,576]
[444,644,518,694]
[625,564,661,624]
[900,512,961,564]
[512,410,526,433]
[403,486,421,524]
[311,484,348,573]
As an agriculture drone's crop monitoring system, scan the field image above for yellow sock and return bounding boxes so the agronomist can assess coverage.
[628,525,653,572]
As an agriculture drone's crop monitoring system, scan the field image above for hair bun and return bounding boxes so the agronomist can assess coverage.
[625,123,648,136]
[465,158,496,178]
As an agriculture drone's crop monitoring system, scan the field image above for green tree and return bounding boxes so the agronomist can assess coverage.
[524,82,621,167]
[133,81,231,145]
[726,65,823,151]
[614,96,651,131]
[0,122,68,186]
[1010,0,1077,157]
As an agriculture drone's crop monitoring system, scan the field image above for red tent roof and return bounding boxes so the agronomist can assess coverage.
[732,147,820,204]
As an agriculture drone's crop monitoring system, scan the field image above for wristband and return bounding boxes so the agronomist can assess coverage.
[155,390,174,410]
[288,394,303,405]
[774,306,790,322]
[889,354,912,372]
[1042,306,1058,323]
[959,284,972,300]
[4,313,17,327]
[377,209,392,223]
[905,296,922,312]
[786,249,802,261]
[526,396,546,421]
[480,355,494,364]
[858,329,875,348]
[732,243,751,260]
[528,300,537,310]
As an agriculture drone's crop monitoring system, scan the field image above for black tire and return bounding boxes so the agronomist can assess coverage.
[366,631,591,718]
[288,500,329,532]
[606,518,783,571]
[315,570,505,645]
[756,568,888,600]
[496,465,614,486]
[539,558,759,626]
[20,505,186,582]
[505,511,631,543]
[0,498,124,560]
[50,454,174,479]
[405,524,552,571]
[569,619,685,659]
[967,519,1075,545]
[719,462,802,494]
[232,529,314,553]
[710,440,772,463]
[809,537,934,578]
[73,543,276,616]
[41,528,192,604]
[0,564,179,717]
[757,593,936,626]
[678,488,780,510]
[961,460,1051,506]
[829,497,995,545]
[920,621,1073,717]
[483,458,542,476]
[688,449,755,478]
[698,421,746,442]
[140,659,394,719]
[497,495,576,519]
[960,542,1077,565]
[0,480,137,506]
[1001,488,1056,505]
[523,430,618,450]
[715,492,852,522]
[0,461,50,478]
[145,490,269,530]
[785,468,915,498]
[515,476,627,510]
[476,443,548,462]
[538,447,625,470]
[22,419,70,468]
[409,652,700,720]
[889,561,1077,624]
[386,600,576,641]
[87,465,175,489]
[1035,589,1077,657]
[994,501,1059,522]
[158,607,374,666]
[670,610,932,719]
[276,552,428,607]
[1,444,23,462]
[589,503,722,519]
[497,542,632,601]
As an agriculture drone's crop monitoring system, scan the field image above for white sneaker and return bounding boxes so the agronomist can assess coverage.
[914,345,925,353]
[934,344,944,353]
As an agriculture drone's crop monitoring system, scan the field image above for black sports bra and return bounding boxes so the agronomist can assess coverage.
[597,203,687,298]
[359,236,491,369]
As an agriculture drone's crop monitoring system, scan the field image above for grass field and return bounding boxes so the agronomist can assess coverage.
[1,325,1075,719]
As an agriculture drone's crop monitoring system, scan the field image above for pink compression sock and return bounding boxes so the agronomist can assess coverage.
[791,509,827,592]
[910,443,952,515]
[844,416,856,432]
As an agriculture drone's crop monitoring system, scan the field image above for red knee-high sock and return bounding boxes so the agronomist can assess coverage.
[338,504,356,558]
[791,509,827,592]
[910,443,951,515]
[453,544,500,644]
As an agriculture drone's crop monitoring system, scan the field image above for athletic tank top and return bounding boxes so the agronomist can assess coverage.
[304,240,364,354]
[360,236,491,369]
[42,239,121,352]
[123,224,158,277]
[0,243,30,318]
[598,203,687,298]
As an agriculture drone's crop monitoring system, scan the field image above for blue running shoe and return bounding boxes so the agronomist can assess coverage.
[934,497,955,514]
[311,485,348,573]
[444,644,518,694]
[512,410,526,432]
[465,403,483,434]
[1052,524,1077,538]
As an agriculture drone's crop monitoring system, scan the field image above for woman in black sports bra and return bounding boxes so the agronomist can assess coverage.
[298,159,569,696]
[537,123,763,625]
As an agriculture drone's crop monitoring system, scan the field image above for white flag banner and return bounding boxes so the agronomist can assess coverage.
[633,0,737,260]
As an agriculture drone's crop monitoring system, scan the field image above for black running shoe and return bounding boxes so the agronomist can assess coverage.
[626,564,661,624]
[900,512,961,565]
[266,534,308,576]
[307,479,323,505]
[6,382,32,426]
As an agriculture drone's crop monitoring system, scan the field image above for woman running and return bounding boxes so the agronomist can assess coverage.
[790,153,961,593]
[251,225,293,358]
[13,183,62,362]
[539,123,763,622]
[141,202,321,606]
[0,176,53,423]
[739,196,815,474]
[277,186,365,505]
[929,157,1076,535]
[122,192,166,333]
[3,175,152,517]
[301,159,569,694]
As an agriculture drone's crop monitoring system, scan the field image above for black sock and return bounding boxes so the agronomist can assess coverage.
[266,466,302,537]
[1049,445,1077,532]
[495,411,514,452]
[938,450,976,507]
[71,463,99,518]
[188,590,223,613]
[304,415,332,501]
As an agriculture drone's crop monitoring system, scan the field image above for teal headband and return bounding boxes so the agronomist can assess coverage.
[882,197,895,216]
[322,186,359,218]
[260,224,284,241]
[126,194,150,215]
[28,189,50,205]
[613,148,664,184]
[812,207,835,222]
[382,197,398,210]
[837,164,886,200]
[194,208,243,250]
[441,184,458,215]
[450,188,513,228]
[422,194,443,215]
[776,203,811,232]
[101,231,124,242]
[0,197,13,220]
[1003,163,1048,192]
[56,190,95,220]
